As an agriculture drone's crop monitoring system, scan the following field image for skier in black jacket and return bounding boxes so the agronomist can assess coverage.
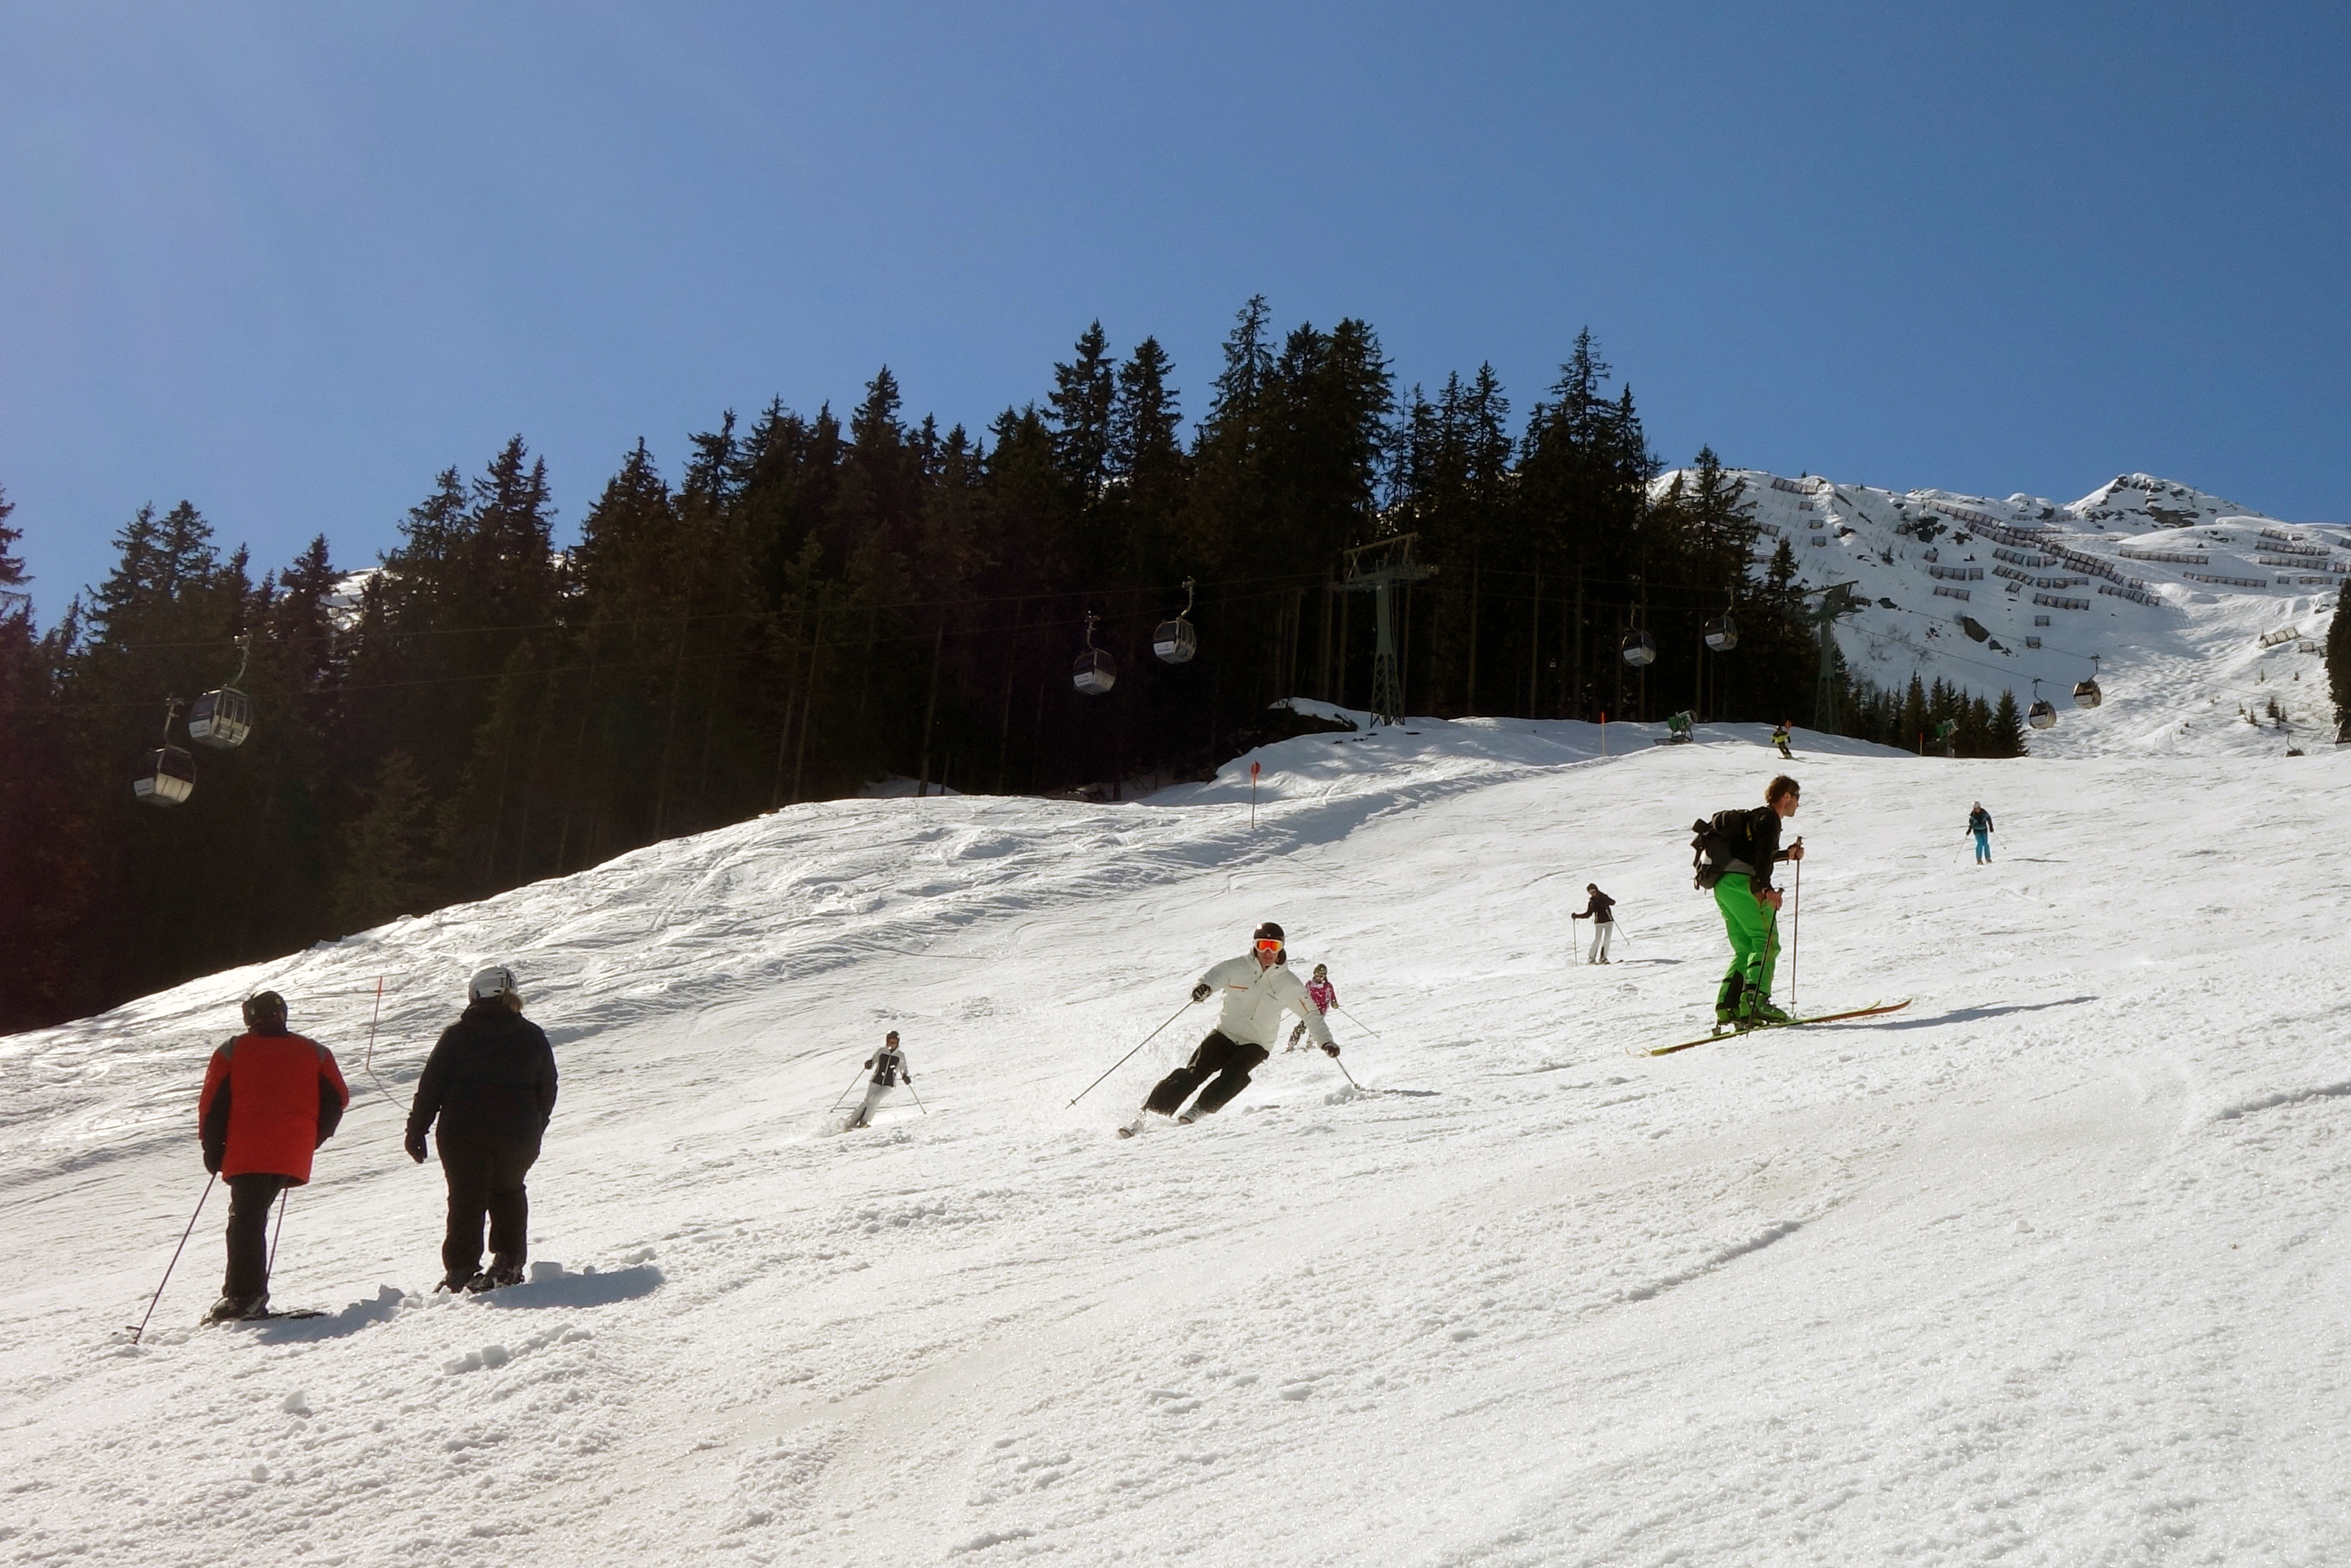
[1571,885,1618,964]
[405,964,558,1292]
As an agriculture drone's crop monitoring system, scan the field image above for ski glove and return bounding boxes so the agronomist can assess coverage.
[1190,983,1212,1004]
[1322,1042,1341,1058]
[403,1130,428,1164]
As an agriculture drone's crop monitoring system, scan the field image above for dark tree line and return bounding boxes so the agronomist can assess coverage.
[3,304,1929,1031]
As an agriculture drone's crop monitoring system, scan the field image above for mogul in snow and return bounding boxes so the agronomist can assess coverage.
[196,991,350,1323]
[404,965,557,1293]
[1965,802,1995,864]
[1286,964,1339,1050]
[1693,776,1805,1028]
[1571,883,1618,964]
[850,1031,914,1129]
[1124,922,1336,1134]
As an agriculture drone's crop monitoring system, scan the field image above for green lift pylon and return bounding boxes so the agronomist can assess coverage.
[1336,533,1436,727]
[1802,581,1861,734]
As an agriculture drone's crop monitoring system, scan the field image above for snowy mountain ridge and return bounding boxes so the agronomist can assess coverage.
[1679,465,2346,755]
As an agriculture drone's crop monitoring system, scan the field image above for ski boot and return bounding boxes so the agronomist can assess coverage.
[483,1255,526,1290]
[1742,996,1792,1026]
[203,1293,267,1324]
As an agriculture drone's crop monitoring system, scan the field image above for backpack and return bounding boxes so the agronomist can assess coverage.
[1689,807,1761,891]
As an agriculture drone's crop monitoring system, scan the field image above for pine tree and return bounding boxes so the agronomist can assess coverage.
[331,749,435,932]
[1048,322,1116,503]
[1994,689,2029,756]
[0,490,94,1029]
[2327,577,2351,730]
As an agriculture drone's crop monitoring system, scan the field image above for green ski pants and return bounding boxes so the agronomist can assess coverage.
[1713,872,1780,1013]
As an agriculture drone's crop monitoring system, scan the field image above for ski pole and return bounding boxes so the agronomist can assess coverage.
[1067,997,1195,1108]
[1329,1051,1362,1091]
[1333,1004,1381,1039]
[128,1176,215,1344]
[267,1186,289,1282]
[360,975,395,1104]
[1788,857,1801,1014]
[826,1064,870,1114]
[905,1078,926,1116]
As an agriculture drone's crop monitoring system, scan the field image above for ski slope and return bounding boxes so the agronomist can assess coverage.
[1699,468,2345,755]
[5,713,2350,1567]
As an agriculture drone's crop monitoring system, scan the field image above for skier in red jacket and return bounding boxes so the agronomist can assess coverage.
[197,990,350,1322]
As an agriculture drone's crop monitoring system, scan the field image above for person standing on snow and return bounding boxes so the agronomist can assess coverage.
[404,965,557,1293]
[197,991,350,1323]
[1286,964,1339,1050]
[1123,922,1336,1134]
[1771,721,1794,760]
[1571,884,1618,964]
[850,1031,914,1129]
[1707,775,1805,1027]
[1965,802,1995,864]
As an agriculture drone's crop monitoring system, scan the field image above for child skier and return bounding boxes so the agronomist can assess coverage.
[1287,964,1339,1049]
[1571,885,1618,963]
[1965,802,1995,864]
[850,1031,913,1129]
[1771,721,1794,760]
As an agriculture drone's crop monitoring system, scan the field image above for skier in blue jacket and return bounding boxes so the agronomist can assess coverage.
[1965,802,1995,864]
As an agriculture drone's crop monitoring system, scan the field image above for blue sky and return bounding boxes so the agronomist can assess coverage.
[4,1,2344,622]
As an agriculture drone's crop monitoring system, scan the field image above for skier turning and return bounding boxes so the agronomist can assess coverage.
[1771,721,1794,760]
[1123,922,1336,1134]
[850,1031,914,1129]
[1700,775,1805,1027]
[1571,884,1618,964]
[197,991,350,1323]
[1966,802,1995,864]
[1287,964,1339,1050]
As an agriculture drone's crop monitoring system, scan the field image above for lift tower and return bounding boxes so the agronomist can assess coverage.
[1336,534,1436,727]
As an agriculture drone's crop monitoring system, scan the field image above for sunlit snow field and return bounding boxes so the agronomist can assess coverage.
[4,714,2349,1567]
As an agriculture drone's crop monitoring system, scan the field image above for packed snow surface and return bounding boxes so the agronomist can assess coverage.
[5,713,2350,1566]
[1691,467,2344,755]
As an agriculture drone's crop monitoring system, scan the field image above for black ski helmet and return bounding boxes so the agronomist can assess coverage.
[1253,921,1284,944]
[243,990,287,1030]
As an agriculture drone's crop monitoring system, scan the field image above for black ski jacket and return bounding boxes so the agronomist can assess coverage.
[1967,808,1994,836]
[1576,891,1617,924]
[1736,807,1794,893]
[406,1002,558,1151]
[864,1046,912,1087]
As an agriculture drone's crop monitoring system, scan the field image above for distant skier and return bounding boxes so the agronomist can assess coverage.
[1123,922,1336,1134]
[1692,775,1805,1027]
[1771,721,1794,760]
[850,1031,914,1129]
[1286,964,1339,1049]
[1571,884,1618,964]
[197,991,350,1323]
[405,965,557,1293]
[1965,802,1995,864]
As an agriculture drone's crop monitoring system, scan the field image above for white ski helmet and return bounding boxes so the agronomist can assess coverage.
[468,964,519,1003]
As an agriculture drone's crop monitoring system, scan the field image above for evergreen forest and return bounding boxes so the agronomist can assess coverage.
[0,304,2028,1033]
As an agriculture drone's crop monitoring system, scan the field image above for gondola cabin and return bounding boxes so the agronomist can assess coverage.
[134,746,197,807]
[2071,679,2103,710]
[1620,629,1657,668]
[187,685,253,749]
[1703,615,1738,653]
[2028,699,2058,730]
[1152,618,1197,665]
[1072,647,1117,696]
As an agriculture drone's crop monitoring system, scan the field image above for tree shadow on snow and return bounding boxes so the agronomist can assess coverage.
[1874,996,2098,1030]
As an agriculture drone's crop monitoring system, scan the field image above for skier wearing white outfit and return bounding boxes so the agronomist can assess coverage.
[850,1032,912,1129]
[1122,922,1336,1134]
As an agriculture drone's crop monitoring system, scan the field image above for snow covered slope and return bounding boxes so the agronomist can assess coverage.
[5,715,2350,1566]
[1701,468,2346,755]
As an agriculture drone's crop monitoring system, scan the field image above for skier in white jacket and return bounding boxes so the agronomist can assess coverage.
[1121,922,1337,1135]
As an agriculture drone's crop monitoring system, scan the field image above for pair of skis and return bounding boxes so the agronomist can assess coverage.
[1635,998,1911,1057]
